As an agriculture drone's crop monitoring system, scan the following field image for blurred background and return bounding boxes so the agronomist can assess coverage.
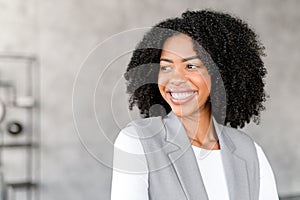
[0,0,299,199]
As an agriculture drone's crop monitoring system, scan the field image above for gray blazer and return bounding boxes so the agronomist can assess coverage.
[129,111,259,200]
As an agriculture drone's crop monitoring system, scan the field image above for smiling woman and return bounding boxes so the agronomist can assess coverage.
[111,10,278,200]
[158,34,217,149]
[158,34,211,118]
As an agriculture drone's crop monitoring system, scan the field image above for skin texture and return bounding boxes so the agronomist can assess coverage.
[158,34,219,149]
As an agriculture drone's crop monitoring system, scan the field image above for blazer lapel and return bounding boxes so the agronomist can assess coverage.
[137,112,251,200]
[164,112,209,200]
[165,113,251,200]
[213,118,251,200]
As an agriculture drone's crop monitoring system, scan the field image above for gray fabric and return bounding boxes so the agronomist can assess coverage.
[130,111,259,200]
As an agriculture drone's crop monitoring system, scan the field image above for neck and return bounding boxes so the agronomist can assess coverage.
[177,106,219,149]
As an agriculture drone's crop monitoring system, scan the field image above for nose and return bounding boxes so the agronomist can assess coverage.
[169,68,186,86]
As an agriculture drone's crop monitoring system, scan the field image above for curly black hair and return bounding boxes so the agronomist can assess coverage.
[124,10,267,128]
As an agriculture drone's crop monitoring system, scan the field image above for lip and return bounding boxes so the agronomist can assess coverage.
[166,90,197,105]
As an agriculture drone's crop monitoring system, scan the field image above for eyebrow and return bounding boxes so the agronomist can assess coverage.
[182,56,200,62]
[160,55,200,63]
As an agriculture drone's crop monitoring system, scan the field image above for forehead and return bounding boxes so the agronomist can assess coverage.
[161,34,197,58]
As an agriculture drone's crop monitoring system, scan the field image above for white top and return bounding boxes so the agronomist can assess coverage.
[111,126,279,200]
[192,145,230,200]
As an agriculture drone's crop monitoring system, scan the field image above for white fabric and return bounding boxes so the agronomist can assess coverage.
[192,146,230,200]
[111,126,279,200]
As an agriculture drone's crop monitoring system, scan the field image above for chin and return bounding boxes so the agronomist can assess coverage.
[171,107,197,118]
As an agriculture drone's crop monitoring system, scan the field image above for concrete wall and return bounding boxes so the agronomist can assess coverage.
[1,0,299,199]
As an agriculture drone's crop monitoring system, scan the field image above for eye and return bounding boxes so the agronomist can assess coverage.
[160,65,172,72]
[186,64,200,70]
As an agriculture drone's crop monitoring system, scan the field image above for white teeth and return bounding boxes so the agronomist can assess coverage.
[171,92,194,99]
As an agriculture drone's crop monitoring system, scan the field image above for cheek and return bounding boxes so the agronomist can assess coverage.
[158,72,168,85]
[188,74,211,92]
[157,73,167,97]
[158,84,164,97]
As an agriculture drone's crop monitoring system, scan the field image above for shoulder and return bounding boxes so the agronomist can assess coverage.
[127,116,164,128]
[221,125,256,147]
[114,125,144,154]
[114,115,166,154]
[217,124,258,160]
[113,125,149,174]
[114,114,164,152]
[254,142,275,177]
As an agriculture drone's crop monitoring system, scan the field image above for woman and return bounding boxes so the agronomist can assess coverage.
[111,10,278,200]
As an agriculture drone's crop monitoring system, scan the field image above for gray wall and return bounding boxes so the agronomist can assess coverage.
[1,0,299,199]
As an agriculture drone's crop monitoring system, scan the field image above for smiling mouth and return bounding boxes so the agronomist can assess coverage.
[170,91,195,99]
[167,91,197,104]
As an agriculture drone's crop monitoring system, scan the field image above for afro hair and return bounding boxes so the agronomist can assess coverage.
[124,10,267,128]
